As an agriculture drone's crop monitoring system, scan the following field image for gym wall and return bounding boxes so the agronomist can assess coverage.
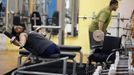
[78,0,134,54]
[1,0,134,55]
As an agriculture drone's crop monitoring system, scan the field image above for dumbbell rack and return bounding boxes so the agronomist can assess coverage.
[92,51,134,75]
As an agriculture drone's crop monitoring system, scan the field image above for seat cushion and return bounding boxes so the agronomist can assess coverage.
[60,52,76,59]
[59,45,81,52]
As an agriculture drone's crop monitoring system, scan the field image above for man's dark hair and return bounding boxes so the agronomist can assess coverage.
[0,2,2,12]
[19,23,26,29]
[109,0,118,6]
[11,23,26,36]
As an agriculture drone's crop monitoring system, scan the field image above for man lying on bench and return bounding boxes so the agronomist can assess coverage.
[4,24,80,75]
[10,23,60,58]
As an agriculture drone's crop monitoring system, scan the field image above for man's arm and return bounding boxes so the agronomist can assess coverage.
[19,33,27,47]
[98,12,107,31]
[12,33,27,47]
[98,20,104,30]
[11,39,21,46]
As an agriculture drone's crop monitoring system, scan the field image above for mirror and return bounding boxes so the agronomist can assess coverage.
[0,0,6,33]
[5,0,79,37]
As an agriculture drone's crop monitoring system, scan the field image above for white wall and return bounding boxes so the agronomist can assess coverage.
[108,0,134,37]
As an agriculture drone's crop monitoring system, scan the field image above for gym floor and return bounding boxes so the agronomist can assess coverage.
[0,50,19,75]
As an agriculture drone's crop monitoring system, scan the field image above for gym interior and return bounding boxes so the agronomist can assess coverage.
[0,0,134,75]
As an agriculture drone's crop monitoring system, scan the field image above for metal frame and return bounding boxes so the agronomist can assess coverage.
[79,51,84,67]
[13,54,69,75]
[17,51,77,75]
[58,0,65,45]
[33,25,61,29]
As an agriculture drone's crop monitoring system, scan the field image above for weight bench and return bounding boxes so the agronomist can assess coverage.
[17,45,83,71]
[59,45,83,67]
[17,49,77,75]
[4,31,82,75]
[15,50,69,75]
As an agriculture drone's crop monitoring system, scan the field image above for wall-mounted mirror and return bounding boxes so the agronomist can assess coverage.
[0,0,6,33]
[5,0,79,38]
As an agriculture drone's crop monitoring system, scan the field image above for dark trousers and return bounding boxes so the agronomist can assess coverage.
[40,44,60,58]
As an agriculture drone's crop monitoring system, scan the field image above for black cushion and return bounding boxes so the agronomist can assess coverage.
[60,52,76,59]
[59,45,81,52]
[101,36,121,54]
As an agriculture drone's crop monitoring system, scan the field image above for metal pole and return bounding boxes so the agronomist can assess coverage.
[15,0,19,13]
[5,0,9,31]
[33,25,61,29]
[117,13,120,37]
[74,0,79,37]
[42,0,46,25]
[58,0,65,45]
[71,0,75,36]
[70,0,78,36]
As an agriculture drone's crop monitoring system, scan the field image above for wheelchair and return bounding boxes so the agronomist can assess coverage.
[86,36,122,75]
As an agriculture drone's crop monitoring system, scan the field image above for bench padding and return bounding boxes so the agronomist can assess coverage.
[59,45,81,52]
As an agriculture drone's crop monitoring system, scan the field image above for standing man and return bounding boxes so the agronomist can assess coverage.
[89,0,119,49]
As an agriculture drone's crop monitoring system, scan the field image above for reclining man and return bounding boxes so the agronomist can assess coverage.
[10,23,60,58]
